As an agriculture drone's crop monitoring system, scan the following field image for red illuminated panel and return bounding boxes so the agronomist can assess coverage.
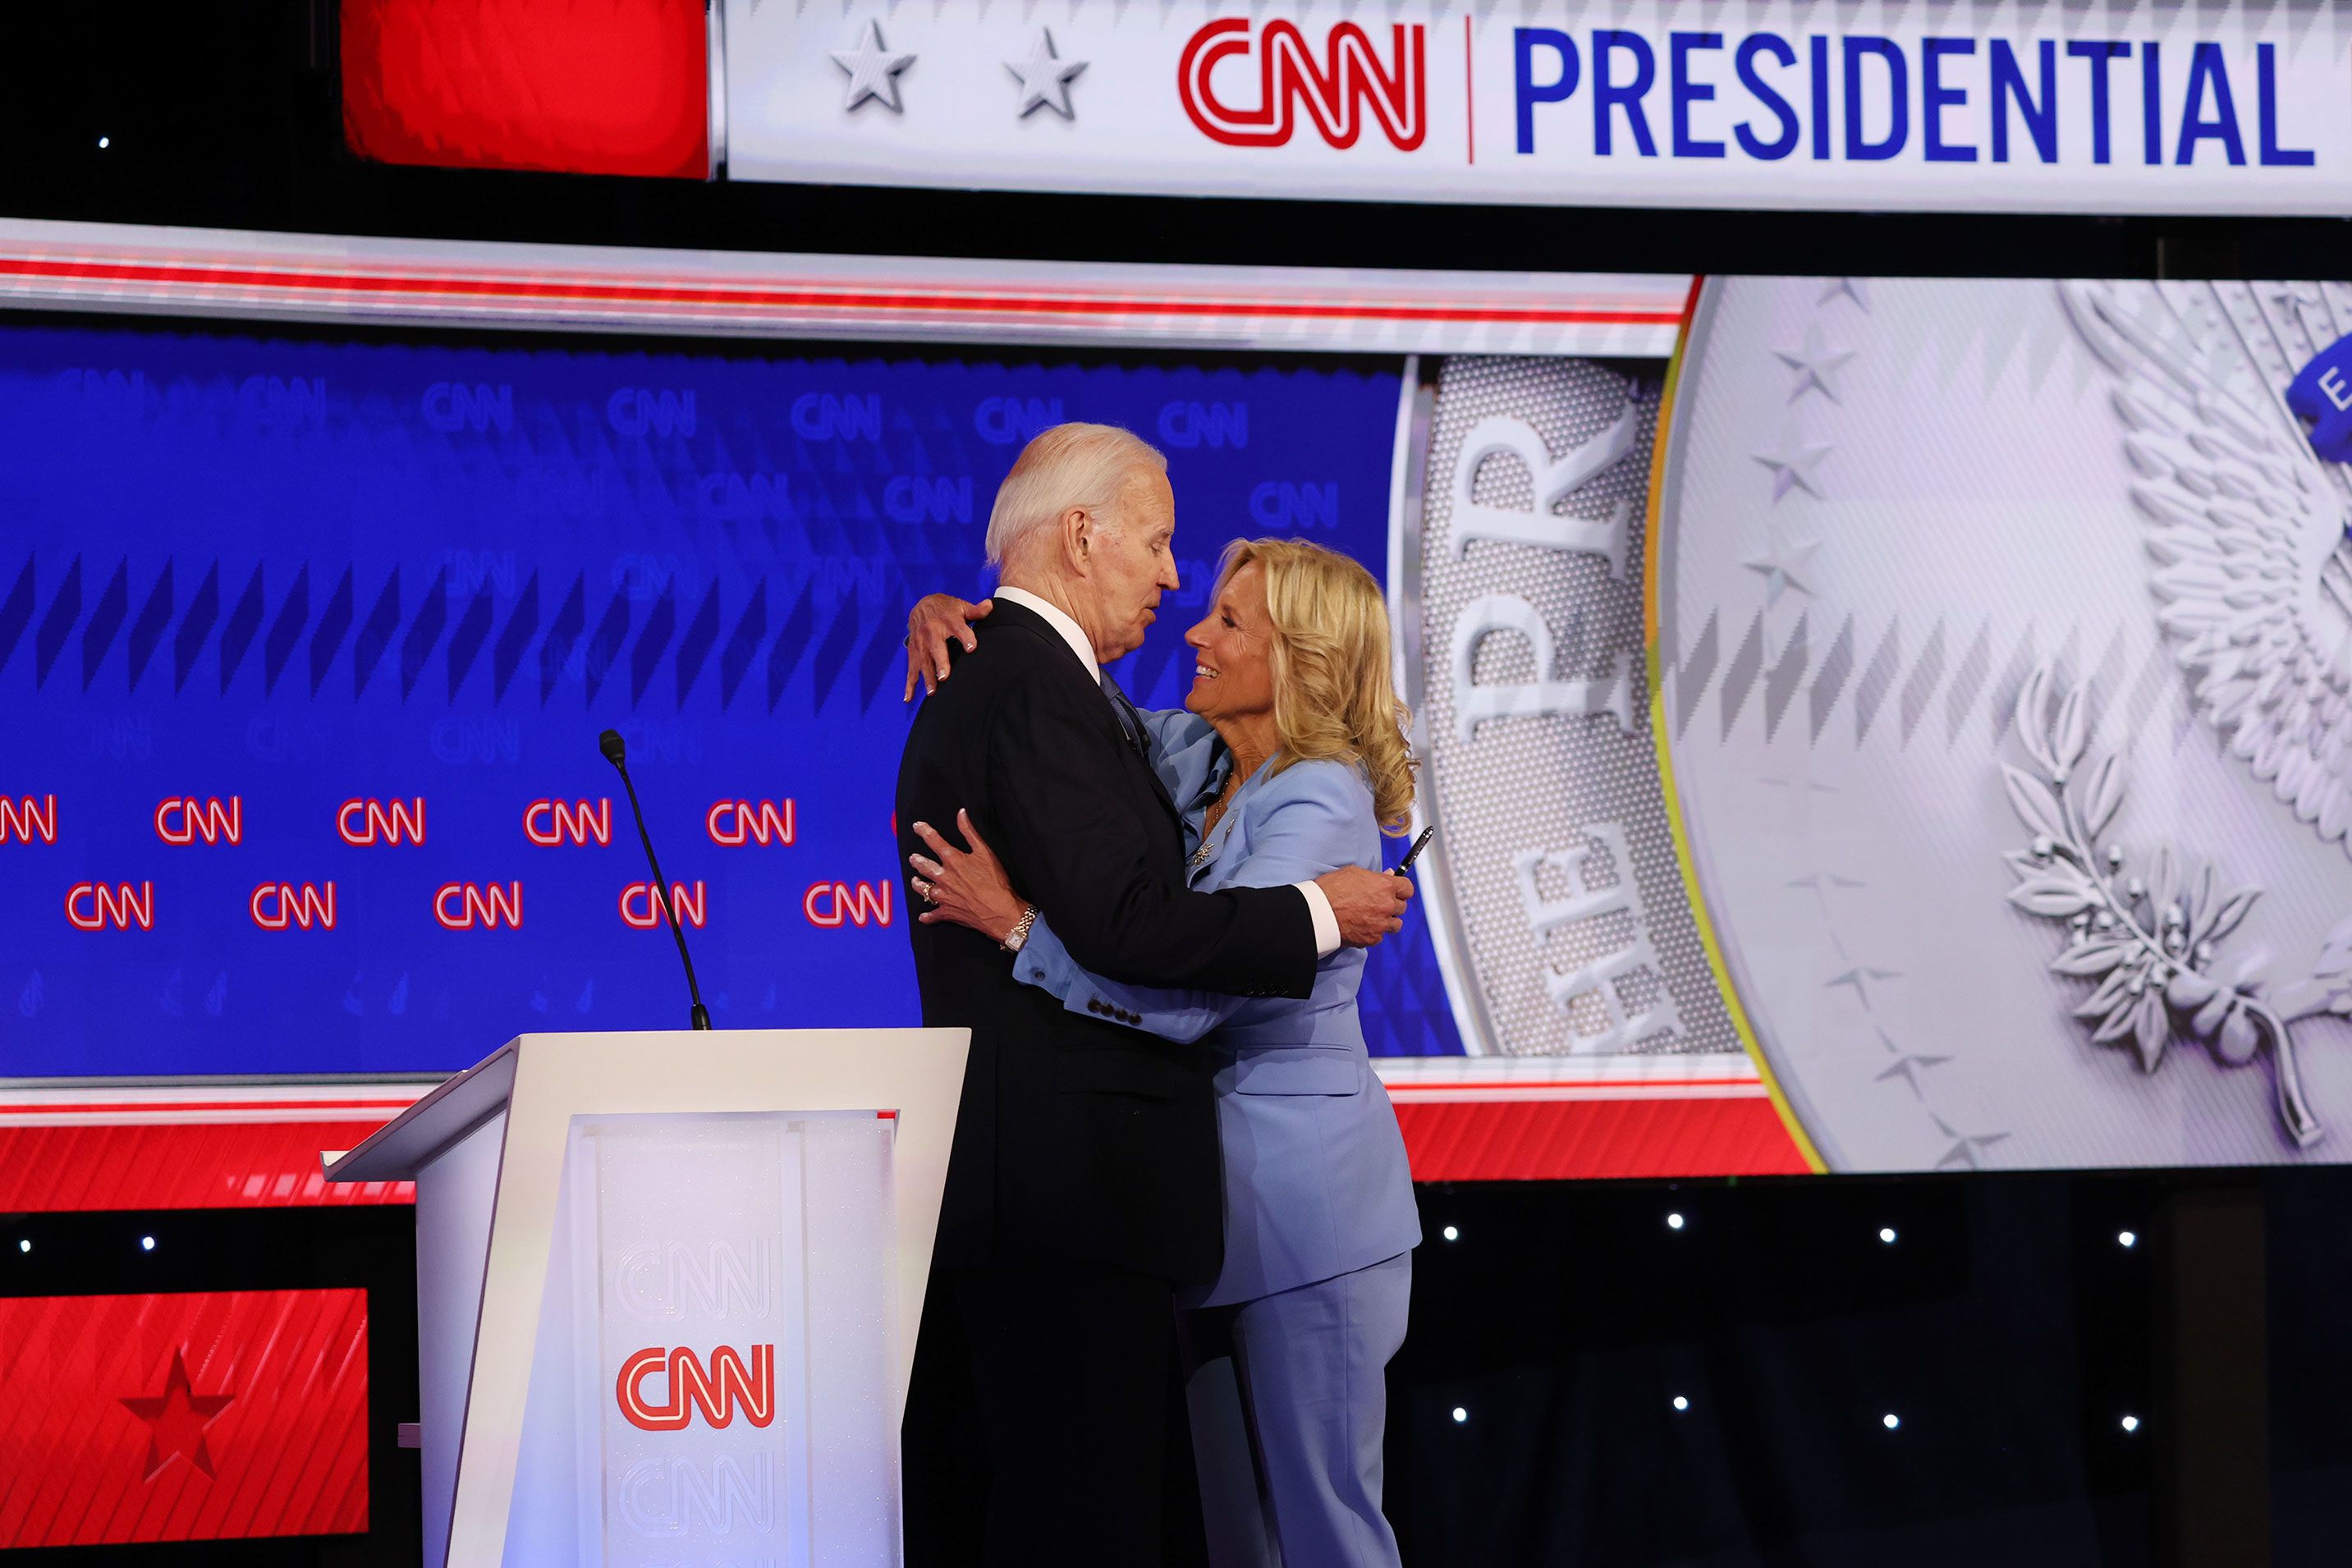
[0,1288,369,1547]
[0,1121,415,1212]
[1391,1098,1811,1181]
[342,0,709,180]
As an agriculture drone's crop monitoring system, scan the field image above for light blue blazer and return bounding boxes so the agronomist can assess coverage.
[1014,710,1421,1308]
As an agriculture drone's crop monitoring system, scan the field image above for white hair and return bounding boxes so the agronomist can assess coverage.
[984,422,1167,569]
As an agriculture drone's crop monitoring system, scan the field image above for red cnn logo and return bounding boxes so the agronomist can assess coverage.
[339,797,428,846]
[155,795,242,846]
[251,881,337,930]
[0,795,58,844]
[707,799,795,846]
[66,882,154,930]
[805,880,892,928]
[621,880,707,928]
[434,881,524,929]
[1178,19,1425,150]
[525,798,612,846]
[616,1345,776,1432]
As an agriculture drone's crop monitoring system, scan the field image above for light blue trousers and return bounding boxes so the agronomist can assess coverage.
[1177,1251,1412,1568]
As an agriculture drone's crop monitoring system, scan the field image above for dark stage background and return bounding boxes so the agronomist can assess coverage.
[11,1173,2351,1566]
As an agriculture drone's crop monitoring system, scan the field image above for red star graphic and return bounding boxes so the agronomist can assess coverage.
[120,1346,236,1481]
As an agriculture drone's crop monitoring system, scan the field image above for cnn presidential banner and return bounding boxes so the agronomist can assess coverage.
[712,0,2351,214]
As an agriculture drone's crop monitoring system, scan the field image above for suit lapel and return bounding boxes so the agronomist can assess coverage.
[987,600,1185,839]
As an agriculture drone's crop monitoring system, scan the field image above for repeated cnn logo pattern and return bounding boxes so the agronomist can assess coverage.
[1,326,1447,1078]
[580,1122,813,1558]
[0,1288,369,1548]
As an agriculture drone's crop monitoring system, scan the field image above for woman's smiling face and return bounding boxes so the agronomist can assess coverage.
[1185,561,1276,727]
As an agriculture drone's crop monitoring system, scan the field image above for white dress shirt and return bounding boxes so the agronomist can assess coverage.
[992,585,1342,959]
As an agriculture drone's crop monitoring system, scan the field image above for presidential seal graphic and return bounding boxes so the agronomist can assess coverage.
[1646,277,2352,1171]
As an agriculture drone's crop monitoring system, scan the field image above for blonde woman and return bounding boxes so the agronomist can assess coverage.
[905,537,1420,1567]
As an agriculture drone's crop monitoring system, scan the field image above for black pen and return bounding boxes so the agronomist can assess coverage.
[1392,826,1434,876]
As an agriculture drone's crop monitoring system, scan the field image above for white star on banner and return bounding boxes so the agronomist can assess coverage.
[1745,523,1821,603]
[1772,324,1856,403]
[1753,421,1832,502]
[832,20,915,114]
[1006,28,1087,119]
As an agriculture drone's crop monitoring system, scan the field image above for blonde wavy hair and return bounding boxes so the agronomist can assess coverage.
[1217,537,1417,835]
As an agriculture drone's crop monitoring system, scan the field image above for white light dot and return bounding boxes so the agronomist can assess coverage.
[140,1236,155,1252]
[1667,1212,1685,1231]
[15,1239,26,1254]
[2121,1414,2140,1433]
[1671,1396,1689,1412]
[97,136,110,149]
[1451,1406,1468,1424]
[2118,1230,2137,1249]
[1878,1226,1897,1244]
[1442,1225,1459,1242]
[1882,1413,1901,1430]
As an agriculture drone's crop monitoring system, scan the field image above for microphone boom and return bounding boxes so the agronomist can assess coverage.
[598,728,713,1030]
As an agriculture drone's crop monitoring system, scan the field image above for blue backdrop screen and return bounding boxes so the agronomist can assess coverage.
[0,320,1461,1076]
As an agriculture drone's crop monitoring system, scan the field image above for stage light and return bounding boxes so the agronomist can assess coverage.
[1451,1406,1468,1424]
[2118,1231,2137,1248]
[1878,1226,1897,1244]
[1667,1212,1685,1231]
[1671,1396,1689,1412]
[1882,1413,1900,1430]
[97,136,109,149]
[1442,1225,1459,1242]
[140,1236,155,1252]
[2121,1414,2140,1433]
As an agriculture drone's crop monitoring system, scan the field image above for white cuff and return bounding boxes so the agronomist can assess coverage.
[1295,881,1341,959]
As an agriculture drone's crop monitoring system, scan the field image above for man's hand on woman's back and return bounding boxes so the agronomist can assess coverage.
[1316,866,1414,947]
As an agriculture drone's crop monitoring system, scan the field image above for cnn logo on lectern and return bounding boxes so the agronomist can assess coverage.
[615,1345,775,1432]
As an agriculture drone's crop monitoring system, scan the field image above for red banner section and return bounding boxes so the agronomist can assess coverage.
[0,1057,1811,1214]
[1392,1098,1810,1181]
[0,1121,414,1210]
[342,0,708,179]
[1374,1057,1815,1180]
[0,1288,369,1548]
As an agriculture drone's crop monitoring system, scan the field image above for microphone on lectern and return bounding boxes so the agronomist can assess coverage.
[598,727,712,1030]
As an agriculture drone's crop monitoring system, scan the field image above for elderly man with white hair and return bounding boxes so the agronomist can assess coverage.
[894,423,1412,1566]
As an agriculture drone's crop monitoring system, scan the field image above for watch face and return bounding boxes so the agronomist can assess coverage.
[1397,355,1751,1071]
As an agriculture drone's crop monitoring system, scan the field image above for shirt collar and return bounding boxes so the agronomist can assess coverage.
[994,585,1100,685]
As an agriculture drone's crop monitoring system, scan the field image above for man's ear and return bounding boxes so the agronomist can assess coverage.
[1059,505,1093,575]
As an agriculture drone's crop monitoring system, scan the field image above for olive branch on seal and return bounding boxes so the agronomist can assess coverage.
[2001,663,2352,1148]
